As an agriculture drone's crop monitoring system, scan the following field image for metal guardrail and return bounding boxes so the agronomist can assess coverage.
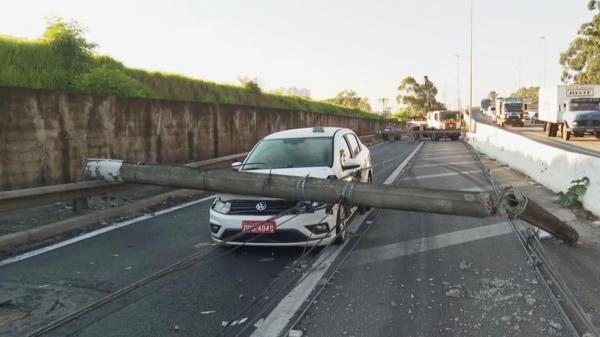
[0,152,249,212]
[0,134,381,212]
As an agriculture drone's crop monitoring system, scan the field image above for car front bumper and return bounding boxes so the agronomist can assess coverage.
[209,208,337,247]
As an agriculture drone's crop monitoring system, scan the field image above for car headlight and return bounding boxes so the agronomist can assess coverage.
[572,121,579,126]
[212,198,231,214]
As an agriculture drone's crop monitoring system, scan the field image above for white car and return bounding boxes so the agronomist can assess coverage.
[209,127,373,247]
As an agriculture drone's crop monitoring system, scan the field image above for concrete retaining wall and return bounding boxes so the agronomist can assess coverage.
[467,121,600,216]
[0,86,388,190]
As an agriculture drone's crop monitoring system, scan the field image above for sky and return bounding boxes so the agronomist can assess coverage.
[0,0,594,112]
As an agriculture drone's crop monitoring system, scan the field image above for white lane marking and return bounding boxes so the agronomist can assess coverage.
[383,142,424,185]
[0,196,216,267]
[412,161,477,168]
[344,221,512,268]
[398,169,483,181]
[250,142,424,337]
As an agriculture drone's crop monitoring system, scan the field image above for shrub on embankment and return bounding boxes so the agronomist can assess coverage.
[0,19,381,119]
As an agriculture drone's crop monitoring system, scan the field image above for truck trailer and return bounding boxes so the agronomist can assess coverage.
[538,85,600,141]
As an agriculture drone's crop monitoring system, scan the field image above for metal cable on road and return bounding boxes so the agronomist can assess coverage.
[27,205,305,337]
[467,141,595,337]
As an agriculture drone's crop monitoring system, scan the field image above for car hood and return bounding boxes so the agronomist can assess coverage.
[216,166,336,201]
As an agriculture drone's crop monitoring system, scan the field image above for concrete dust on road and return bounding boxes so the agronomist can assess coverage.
[296,141,572,337]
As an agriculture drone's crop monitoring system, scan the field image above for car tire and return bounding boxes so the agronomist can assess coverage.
[334,204,349,244]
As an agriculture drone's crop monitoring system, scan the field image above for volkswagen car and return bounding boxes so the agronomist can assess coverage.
[208,127,373,247]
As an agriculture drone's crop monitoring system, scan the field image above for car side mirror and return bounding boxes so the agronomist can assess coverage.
[342,157,361,170]
[231,161,242,170]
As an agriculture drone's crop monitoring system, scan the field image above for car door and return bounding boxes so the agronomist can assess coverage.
[342,133,368,181]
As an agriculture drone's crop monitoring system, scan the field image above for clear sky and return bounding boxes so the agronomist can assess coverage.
[0,0,594,111]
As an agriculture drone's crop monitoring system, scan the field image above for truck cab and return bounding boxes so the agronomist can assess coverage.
[495,99,525,127]
[426,110,461,141]
[560,98,600,139]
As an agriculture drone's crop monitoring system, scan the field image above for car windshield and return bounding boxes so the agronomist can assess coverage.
[504,104,523,112]
[243,137,333,170]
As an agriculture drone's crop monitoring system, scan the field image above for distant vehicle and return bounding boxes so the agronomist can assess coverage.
[406,116,427,129]
[382,124,401,141]
[538,85,600,141]
[209,127,372,247]
[481,98,492,113]
[494,97,524,127]
[426,110,461,141]
[485,106,496,118]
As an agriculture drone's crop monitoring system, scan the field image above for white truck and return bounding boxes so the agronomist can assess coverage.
[538,85,600,141]
[426,110,461,141]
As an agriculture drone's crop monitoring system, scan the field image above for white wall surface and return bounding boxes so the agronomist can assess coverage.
[467,122,600,216]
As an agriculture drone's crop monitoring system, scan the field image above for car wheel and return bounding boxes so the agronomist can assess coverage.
[334,204,350,244]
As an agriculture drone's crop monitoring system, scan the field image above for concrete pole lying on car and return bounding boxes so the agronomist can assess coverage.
[84,159,579,243]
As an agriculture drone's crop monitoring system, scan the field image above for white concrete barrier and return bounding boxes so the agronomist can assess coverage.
[467,122,600,216]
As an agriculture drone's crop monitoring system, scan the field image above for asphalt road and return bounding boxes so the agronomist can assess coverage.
[0,140,419,337]
[474,111,600,158]
[296,141,571,337]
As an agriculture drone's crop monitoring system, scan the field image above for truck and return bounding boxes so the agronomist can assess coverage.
[538,85,600,141]
[493,97,525,127]
[426,110,461,141]
[480,98,492,113]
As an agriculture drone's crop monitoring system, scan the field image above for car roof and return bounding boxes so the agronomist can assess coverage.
[262,127,346,140]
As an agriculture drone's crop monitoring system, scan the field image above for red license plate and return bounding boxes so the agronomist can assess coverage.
[241,220,276,234]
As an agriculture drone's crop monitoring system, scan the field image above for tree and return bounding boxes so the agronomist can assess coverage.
[392,107,410,122]
[396,76,446,116]
[324,90,372,111]
[510,86,539,109]
[238,77,262,95]
[560,1,600,84]
[43,18,96,72]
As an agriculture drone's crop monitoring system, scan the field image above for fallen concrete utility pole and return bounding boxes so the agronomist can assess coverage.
[84,159,579,243]
[502,189,579,244]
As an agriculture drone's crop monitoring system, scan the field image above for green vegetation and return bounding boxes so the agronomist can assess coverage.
[510,86,539,109]
[0,19,381,119]
[556,177,589,208]
[322,90,372,112]
[560,1,600,84]
[396,76,446,117]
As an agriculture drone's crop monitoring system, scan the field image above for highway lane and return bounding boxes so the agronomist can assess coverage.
[0,140,417,337]
[296,141,571,337]
[474,111,600,158]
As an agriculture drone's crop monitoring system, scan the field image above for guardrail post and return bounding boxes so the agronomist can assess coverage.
[73,197,89,214]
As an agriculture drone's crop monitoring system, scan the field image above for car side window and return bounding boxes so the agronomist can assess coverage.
[344,134,360,158]
[339,135,352,162]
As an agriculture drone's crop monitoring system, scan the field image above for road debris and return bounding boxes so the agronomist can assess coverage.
[200,310,216,315]
[288,329,304,337]
[445,289,462,298]
[459,261,472,271]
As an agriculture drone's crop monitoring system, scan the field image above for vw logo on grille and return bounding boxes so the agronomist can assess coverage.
[255,201,268,211]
